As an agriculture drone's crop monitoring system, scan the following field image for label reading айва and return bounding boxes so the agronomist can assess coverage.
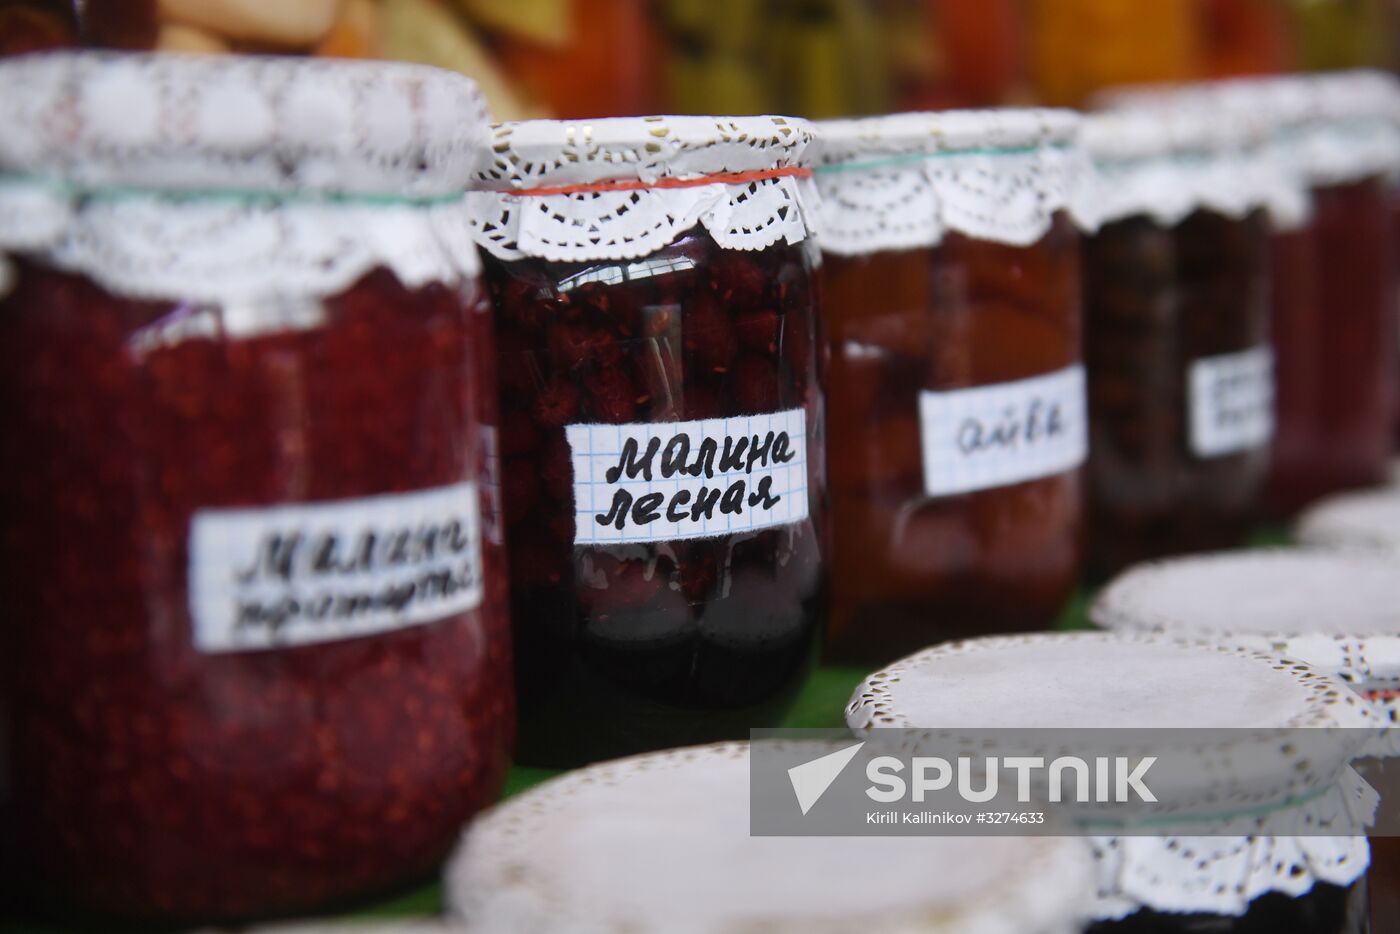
[189,482,483,653]
[567,408,809,545]
[1189,346,1275,458]
[919,365,1087,497]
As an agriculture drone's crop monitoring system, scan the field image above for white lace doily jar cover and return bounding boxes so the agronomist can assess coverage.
[809,108,1092,256]
[1078,103,1303,231]
[465,115,819,263]
[0,51,490,313]
[444,741,1095,934]
[1093,549,1400,751]
[1097,70,1400,230]
[845,632,1382,921]
[1297,486,1400,558]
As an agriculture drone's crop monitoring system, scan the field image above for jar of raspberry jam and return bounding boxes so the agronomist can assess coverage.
[812,110,1089,664]
[467,116,825,767]
[1080,106,1279,574]
[0,53,512,922]
[848,632,1377,934]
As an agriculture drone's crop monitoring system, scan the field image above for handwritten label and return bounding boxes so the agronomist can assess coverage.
[189,482,483,653]
[1189,346,1274,458]
[919,365,1087,497]
[566,409,809,545]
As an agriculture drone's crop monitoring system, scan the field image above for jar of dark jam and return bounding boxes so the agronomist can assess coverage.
[812,110,1088,665]
[1080,108,1276,575]
[1136,73,1400,515]
[847,632,1376,934]
[467,116,825,767]
[0,54,512,922]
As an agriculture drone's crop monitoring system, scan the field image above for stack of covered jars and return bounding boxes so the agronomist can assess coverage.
[812,109,1091,664]
[1102,71,1400,518]
[1077,102,1281,574]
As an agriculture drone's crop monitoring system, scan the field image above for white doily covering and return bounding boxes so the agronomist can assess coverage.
[1093,548,1400,759]
[845,632,1379,920]
[1100,71,1400,227]
[446,742,1095,934]
[467,116,818,263]
[1296,487,1400,558]
[811,109,1092,254]
[0,51,489,303]
[1080,107,1305,230]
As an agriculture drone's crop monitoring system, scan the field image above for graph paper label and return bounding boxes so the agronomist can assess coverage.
[189,482,483,653]
[919,365,1087,497]
[566,408,810,545]
[1189,346,1274,458]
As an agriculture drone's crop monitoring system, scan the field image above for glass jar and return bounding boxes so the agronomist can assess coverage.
[1028,0,1201,107]
[847,632,1375,934]
[1091,549,1400,934]
[1261,73,1400,510]
[1081,108,1277,574]
[812,110,1087,665]
[468,117,826,767]
[0,54,512,922]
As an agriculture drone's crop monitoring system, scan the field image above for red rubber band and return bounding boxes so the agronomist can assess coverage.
[1366,688,1400,701]
[504,165,812,197]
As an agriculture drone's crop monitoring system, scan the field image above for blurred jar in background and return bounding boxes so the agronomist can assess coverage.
[1199,0,1296,76]
[1028,0,1201,108]
[1287,0,1390,70]
[814,110,1088,665]
[1111,73,1400,514]
[0,0,156,54]
[1080,107,1278,575]
[493,0,661,117]
[662,0,888,118]
[876,0,1026,111]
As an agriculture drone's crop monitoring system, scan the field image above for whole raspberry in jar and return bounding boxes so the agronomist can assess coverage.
[467,116,825,767]
[1079,106,1280,574]
[0,54,512,922]
[812,109,1089,664]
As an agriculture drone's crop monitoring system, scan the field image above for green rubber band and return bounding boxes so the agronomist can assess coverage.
[814,143,1070,176]
[1074,782,1334,831]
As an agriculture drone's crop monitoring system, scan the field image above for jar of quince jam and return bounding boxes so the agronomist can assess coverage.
[812,110,1089,664]
[467,116,825,767]
[848,632,1378,934]
[0,54,512,922]
[1079,106,1278,574]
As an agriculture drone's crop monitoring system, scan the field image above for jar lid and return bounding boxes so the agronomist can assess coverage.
[467,115,819,263]
[446,742,1095,934]
[0,51,487,197]
[811,109,1091,254]
[1297,488,1400,557]
[845,632,1378,919]
[1082,105,1304,228]
[1104,71,1400,191]
[0,51,489,304]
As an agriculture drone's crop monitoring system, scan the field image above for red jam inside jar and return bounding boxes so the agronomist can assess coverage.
[1270,176,1398,510]
[813,110,1087,664]
[824,215,1085,663]
[486,231,826,767]
[1085,208,1272,573]
[1086,880,1368,934]
[0,53,511,923]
